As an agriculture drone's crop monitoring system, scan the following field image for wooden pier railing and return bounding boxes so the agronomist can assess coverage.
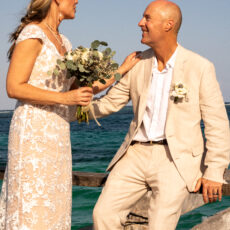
[1,166,230,229]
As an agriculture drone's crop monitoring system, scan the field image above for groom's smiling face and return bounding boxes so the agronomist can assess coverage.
[138,2,168,47]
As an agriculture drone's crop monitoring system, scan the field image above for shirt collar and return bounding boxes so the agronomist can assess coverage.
[154,46,178,71]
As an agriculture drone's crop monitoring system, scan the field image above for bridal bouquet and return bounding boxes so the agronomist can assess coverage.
[49,40,121,124]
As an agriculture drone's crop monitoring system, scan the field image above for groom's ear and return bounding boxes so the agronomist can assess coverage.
[164,19,174,32]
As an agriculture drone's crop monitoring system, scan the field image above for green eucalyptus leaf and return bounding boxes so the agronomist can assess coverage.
[57,59,62,65]
[91,40,100,49]
[60,62,66,70]
[47,70,52,76]
[71,65,77,71]
[78,64,86,72]
[111,63,119,69]
[87,76,93,82]
[111,51,116,57]
[105,75,111,79]
[66,60,74,69]
[99,79,106,84]
[54,68,59,76]
[104,48,112,56]
[100,41,108,46]
[114,73,122,81]
[78,45,84,50]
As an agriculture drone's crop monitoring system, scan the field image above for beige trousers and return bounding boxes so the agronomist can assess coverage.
[93,142,189,230]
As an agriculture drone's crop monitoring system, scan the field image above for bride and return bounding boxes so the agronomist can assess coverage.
[0,0,140,229]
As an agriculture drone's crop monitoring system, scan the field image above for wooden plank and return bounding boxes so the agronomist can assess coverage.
[1,166,230,195]
[72,171,108,187]
[1,165,230,230]
[78,227,92,230]
[0,166,4,181]
[0,167,108,187]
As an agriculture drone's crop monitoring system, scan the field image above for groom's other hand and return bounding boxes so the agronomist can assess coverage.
[194,178,223,203]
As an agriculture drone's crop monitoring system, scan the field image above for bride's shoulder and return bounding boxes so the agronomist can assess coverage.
[16,24,46,44]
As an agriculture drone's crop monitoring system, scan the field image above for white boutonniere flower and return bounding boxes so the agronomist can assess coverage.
[171,82,188,103]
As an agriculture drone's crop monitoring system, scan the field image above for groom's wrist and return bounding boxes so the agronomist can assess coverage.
[203,167,227,184]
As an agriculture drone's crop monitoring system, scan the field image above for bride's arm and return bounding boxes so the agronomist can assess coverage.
[92,51,141,95]
[7,39,92,106]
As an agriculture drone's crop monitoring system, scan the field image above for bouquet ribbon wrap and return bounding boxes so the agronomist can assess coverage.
[79,103,101,126]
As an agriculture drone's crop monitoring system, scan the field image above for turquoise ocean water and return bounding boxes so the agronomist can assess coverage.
[0,105,230,229]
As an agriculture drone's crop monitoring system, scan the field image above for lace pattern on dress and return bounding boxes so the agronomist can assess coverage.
[0,24,74,230]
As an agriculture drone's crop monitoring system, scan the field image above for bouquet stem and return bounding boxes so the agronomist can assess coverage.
[76,103,101,126]
[76,106,89,124]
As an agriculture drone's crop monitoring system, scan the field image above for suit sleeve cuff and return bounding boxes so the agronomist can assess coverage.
[203,167,227,184]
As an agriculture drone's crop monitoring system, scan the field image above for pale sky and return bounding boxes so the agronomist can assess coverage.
[1,0,230,110]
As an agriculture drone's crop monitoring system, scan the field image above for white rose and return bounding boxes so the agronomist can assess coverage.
[97,51,103,60]
[177,94,185,98]
[177,88,185,95]
[72,53,79,62]
[66,52,74,61]
[81,48,90,64]
[171,91,178,97]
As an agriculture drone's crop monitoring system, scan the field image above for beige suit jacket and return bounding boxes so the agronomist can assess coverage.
[91,45,230,191]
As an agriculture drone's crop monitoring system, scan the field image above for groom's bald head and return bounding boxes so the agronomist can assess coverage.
[148,0,182,34]
[138,0,182,48]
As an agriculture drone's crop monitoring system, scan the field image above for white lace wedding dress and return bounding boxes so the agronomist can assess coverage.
[0,24,76,230]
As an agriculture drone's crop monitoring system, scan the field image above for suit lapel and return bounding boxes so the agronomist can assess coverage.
[137,51,155,125]
[166,45,187,127]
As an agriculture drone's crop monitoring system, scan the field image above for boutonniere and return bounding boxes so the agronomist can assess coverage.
[170,82,189,103]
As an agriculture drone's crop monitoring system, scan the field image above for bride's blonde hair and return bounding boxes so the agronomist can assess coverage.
[8,0,52,60]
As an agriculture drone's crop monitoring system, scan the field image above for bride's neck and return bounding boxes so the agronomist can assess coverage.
[42,4,60,32]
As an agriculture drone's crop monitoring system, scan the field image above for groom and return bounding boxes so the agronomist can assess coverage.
[91,0,230,229]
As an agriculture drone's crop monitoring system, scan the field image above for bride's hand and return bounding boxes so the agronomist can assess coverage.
[118,51,142,75]
[62,87,93,106]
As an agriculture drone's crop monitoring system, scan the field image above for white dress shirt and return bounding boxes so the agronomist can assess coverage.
[134,48,178,142]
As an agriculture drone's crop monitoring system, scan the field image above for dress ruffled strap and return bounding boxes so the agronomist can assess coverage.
[16,24,46,44]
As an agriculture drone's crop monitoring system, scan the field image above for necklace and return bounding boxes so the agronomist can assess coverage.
[45,23,65,48]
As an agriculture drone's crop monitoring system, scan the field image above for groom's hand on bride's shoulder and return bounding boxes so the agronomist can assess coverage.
[118,51,142,75]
